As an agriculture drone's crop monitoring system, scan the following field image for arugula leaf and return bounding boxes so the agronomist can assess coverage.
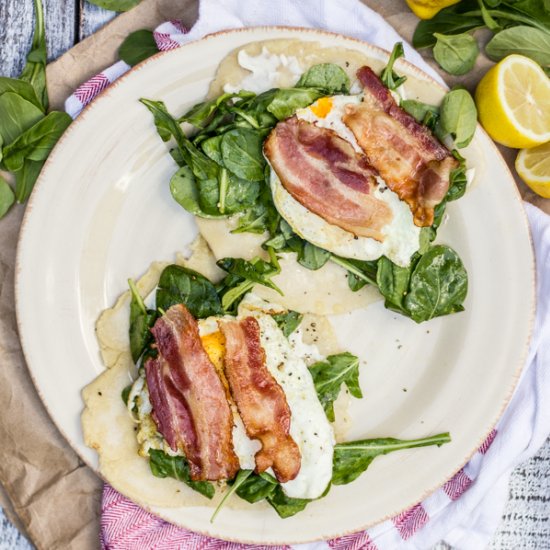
[236,471,278,503]
[87,0,142,11]
[404,245,468,323]
[128,278,158,363]
[332,433,451,485]
[220,128,266,181]
[271,310,303,338]
[485,26,550,67]
[267,88,324,120]
[19,0,48,109]
[2,111,72,172]
[296,63,350,94]
[439,89,477,148]
[380,42,407,91]
[267,485,311,518]
[310,353,362,422]
[156,264,223,318]
[119,29,159,66]
[433,33,480,75]
[148,449,215,498]
[0,177,15,219]
[210,469,253,523]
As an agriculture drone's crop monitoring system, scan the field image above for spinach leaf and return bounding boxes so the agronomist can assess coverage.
[148,449,215,499]
[433,33,479,75]
[170,166,215,218]
[236,471,278,503]
[19,0,48,109]
[413,10,484,49]
[0,78,44,112]
[121,384,132,406]
[439,89,477,148]
[0,92,44,147]
[296,63,350,94]
[128,279,158,363]
[119,29,159,66]
[298,242,331,270]
[271,310,303,338]
[180,91,254,129]
[217,256,282,297]
[156,264,223,318]
[2,111,72,172]
[0,177,15,219]
[267,88,324,120]
[14,158,44,203]
[332,432,451,486]
[210,469,253,523]
[220,128,266,181]
[380,42,407,91]
[329,256,378,291]
[485,26,550,67]
[400,99,439,128]
[231,204,270,234]
[200,135,223,165]
[86,0,142,11]
[309,353,362,422]
[267,485,311,518]
[404,245,468,323]
[376,256,412,311]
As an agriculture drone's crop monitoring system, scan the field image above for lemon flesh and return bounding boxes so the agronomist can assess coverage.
[516,142,550,198]
[475,55,550,149]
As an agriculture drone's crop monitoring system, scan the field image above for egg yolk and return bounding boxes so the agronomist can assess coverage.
[201,331,226,373]
[309,97,333,118]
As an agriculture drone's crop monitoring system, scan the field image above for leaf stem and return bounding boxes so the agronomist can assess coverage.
[329,256,377,287]
[334,432,451,453]
[210,470,253,523]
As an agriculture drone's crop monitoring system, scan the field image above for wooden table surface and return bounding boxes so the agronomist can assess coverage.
[1,1,550,549]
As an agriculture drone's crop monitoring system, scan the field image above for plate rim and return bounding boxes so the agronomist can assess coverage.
[14,25,536,544]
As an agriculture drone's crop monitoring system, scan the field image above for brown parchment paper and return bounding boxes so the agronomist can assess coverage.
[1,1,549,550]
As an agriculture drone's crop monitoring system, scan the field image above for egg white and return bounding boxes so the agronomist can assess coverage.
[271,95,421,267]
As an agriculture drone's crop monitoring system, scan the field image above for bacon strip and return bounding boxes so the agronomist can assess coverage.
[144,304,239,481]
[343,66,459,226]
[220,316,301,483]
[264,116,393,241]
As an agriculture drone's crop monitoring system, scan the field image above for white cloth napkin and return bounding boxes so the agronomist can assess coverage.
[66,1,550,548]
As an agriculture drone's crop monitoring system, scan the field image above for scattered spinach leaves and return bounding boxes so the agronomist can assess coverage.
[148,449,215,499]
[119,29,159,66]
[380,42,407,90]
[0,177,15,218]
[440,88,477,148]
[128,278,158,363]
[309,353,362,422]
[296,63,350,94]
[332,432,451,486]
[433,32,480,75]
[271,310,303,338]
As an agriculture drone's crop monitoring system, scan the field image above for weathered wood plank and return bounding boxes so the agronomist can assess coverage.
[0,0,77,79]
[79,0,116,41]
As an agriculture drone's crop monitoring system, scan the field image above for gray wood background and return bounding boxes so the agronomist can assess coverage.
[1,1,549,548]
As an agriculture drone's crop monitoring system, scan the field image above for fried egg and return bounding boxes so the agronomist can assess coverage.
[129,293,335,500]
[270,95,421,267]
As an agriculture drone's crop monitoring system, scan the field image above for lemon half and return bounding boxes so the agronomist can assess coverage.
[516,142,550,198]
[475,55,550,148]
[405,0,461,19]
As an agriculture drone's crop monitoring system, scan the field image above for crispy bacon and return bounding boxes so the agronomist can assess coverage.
[144,304,239,481]
[220,316,301,483]
[343,66,459,226]
[264,116,393,241]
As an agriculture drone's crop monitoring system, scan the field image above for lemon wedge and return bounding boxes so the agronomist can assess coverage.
[475,55,550,148]
[405,0,461,19]
[516,142,550,198]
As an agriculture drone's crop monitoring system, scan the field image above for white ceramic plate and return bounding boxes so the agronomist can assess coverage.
[16,27,534,544]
